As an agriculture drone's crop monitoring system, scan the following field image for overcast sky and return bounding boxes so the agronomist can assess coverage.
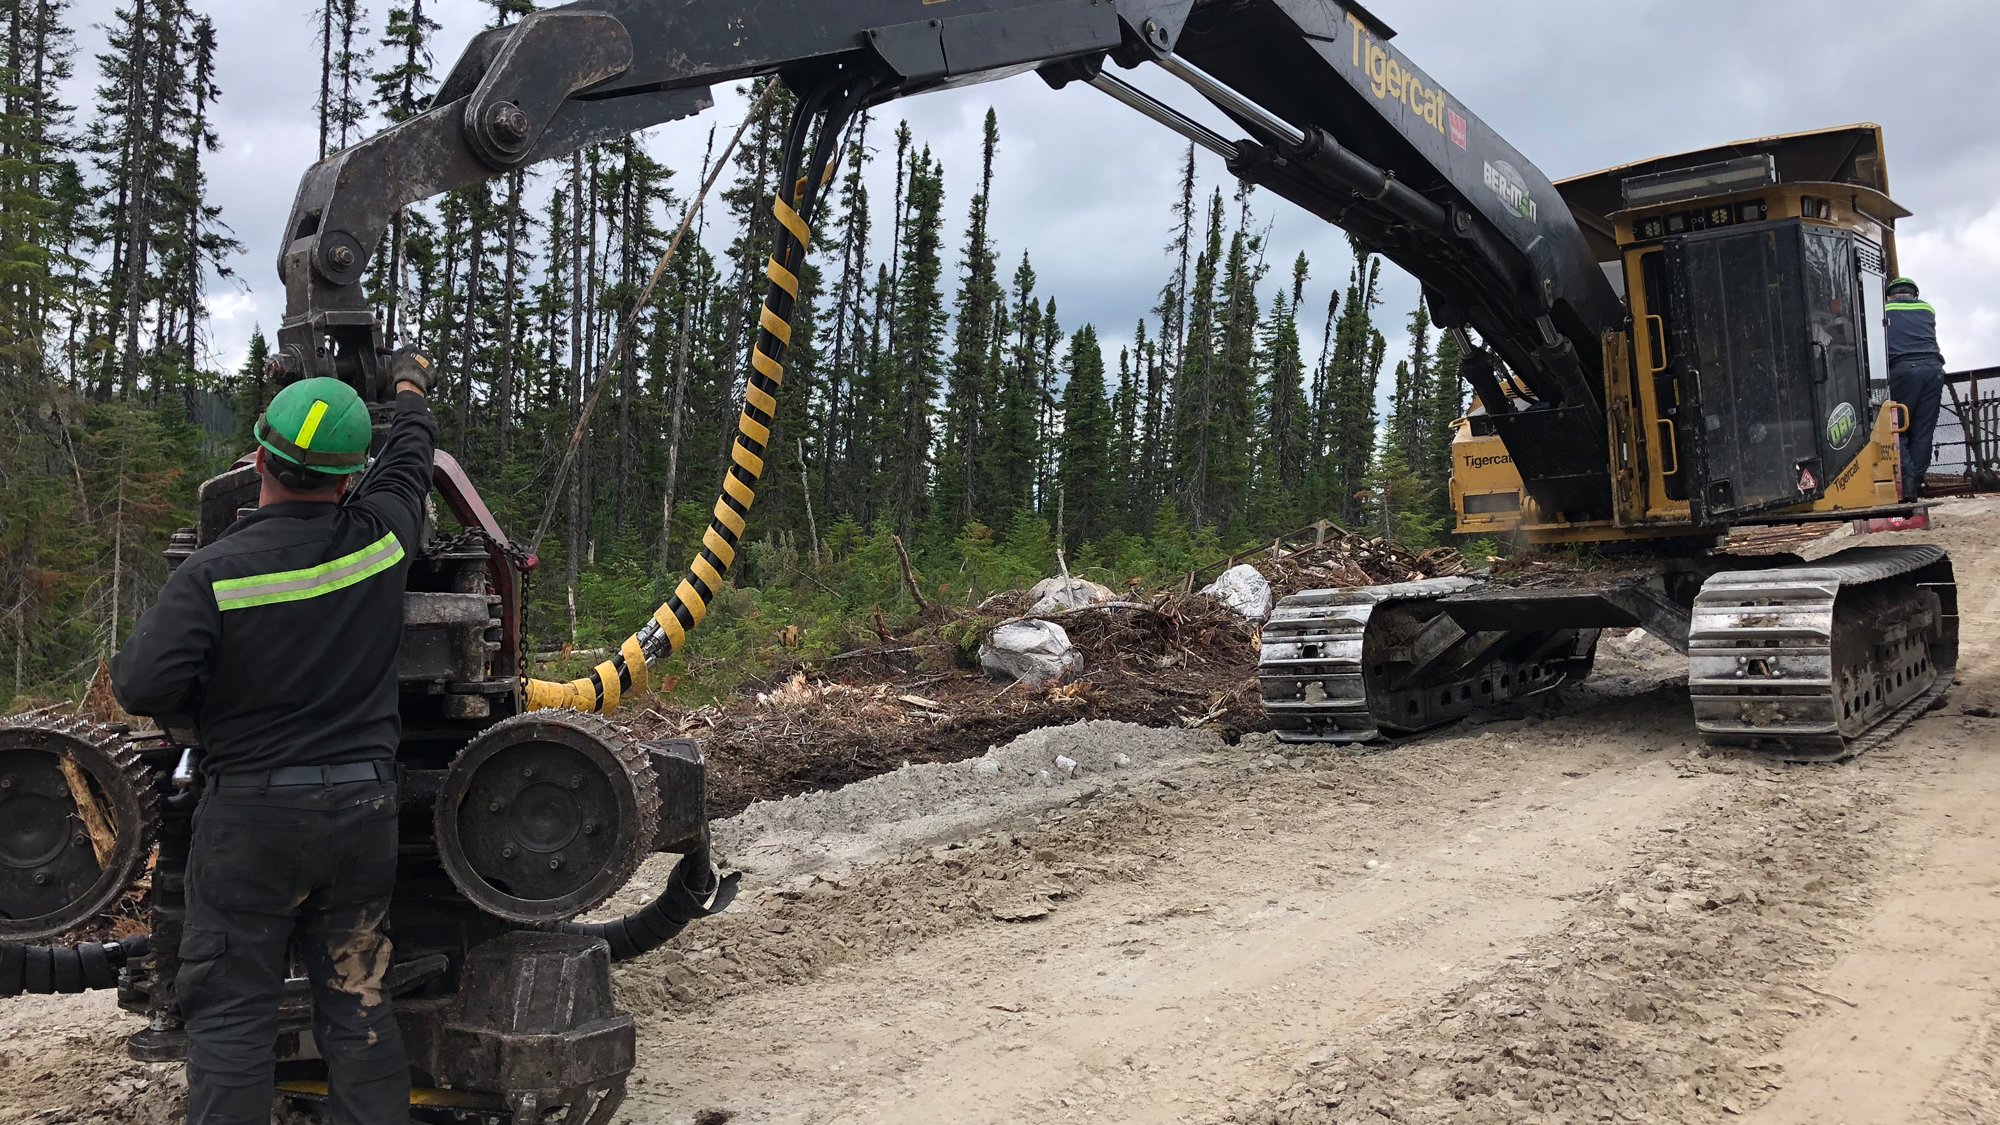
[63,0,2000,383]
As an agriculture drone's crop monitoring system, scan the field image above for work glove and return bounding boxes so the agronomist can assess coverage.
[389,346,437,396]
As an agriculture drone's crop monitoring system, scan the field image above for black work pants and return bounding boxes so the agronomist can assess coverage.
[178,776,409,1125]
[1889,355,1946,500]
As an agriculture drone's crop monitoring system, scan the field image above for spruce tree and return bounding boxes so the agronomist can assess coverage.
[1172,189,1225,526]
[984,252,1041,524]
[1109,341,1139,534]
[1425,321,1466,495]
[1256,253,1310,526]
[368,0,441,342]
[315,0,370,157]
[882,145,946,533]
[1324,240,1385,523]
[1207,192,1263,532]
[934,108,1001,535]
[1056,325,1111,550]
[0,0,75,390]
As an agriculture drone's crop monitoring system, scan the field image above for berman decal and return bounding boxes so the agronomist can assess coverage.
[1482,160,1538,224]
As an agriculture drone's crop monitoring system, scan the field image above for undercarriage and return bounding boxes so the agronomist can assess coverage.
[1260,544,1958,761]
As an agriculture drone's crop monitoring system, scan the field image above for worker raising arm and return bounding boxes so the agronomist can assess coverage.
[111,350,437,1125]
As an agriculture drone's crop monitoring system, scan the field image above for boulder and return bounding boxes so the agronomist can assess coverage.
[979,619,1079,685]
[1027,575,1117,615]
[1201,563,1273,620]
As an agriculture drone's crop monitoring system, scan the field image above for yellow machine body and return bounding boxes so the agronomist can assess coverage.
[1449,125,1916,545]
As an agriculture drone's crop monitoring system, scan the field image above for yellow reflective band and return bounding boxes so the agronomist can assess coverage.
[568,675,597,707]
[765,257,799,297]
[294,400,331,450]
[732,440,767,478]
[212,533,404,611]
[714,494,749,534]
[653,604,687,651]
[793,175,810,203]
[619,636,649,694]
[751,347,785,386]
[747,382,777,418]
[759,306,793,346]
[722,473,756,510]
[702,526,736,568]
[691,554,725,596]
[594,661,621,711]
[772,197,811,247]
[676,580,710,624]
[738,412,771,448]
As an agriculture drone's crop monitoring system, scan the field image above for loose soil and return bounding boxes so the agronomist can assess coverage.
[4,499,1997,1124]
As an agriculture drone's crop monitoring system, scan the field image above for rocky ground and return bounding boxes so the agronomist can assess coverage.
[3,499,1996,1124]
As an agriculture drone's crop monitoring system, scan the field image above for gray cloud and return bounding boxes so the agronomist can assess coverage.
[63,0,1999,380]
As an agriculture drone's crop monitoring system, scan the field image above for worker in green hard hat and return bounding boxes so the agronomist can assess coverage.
[1884,277,1946,503]
[113,350,437,1125]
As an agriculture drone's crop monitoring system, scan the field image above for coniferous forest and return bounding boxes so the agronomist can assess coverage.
[0,0,1474,706]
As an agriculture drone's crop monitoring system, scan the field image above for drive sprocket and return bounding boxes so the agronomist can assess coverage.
[0,717,158,941]
[435,712,659,924]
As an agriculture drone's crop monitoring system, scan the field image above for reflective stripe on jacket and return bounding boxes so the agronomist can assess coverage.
[1885,300,1945,365]
[112,392,438,776]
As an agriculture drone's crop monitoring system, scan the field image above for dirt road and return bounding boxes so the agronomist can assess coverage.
[4,499,1996,1124]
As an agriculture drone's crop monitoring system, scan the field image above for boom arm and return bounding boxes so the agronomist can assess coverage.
[279,0,1625,507]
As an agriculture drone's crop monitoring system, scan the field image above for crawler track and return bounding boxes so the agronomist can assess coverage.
[1689,544,1958,760]
[1259,578,1597,743]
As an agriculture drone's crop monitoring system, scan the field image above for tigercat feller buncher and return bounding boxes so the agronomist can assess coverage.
[0,0,1955,1119]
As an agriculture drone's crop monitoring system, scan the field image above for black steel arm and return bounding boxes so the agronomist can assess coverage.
[279,0,1626,517]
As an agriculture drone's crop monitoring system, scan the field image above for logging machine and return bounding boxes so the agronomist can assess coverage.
[0,0,1955,1119]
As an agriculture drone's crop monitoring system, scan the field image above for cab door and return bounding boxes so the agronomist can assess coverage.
[1665,220,1826,522]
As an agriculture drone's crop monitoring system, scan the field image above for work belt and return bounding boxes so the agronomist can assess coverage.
[213,760,395,789]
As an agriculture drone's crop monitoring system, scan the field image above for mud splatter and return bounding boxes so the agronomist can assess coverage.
[325,912,393,1010]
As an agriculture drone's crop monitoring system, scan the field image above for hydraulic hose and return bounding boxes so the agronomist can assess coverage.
[0,936,149,997]
[553,847,739,962]
[525,74,869,715]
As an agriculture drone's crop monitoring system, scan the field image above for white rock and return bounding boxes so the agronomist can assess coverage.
[1027,576,1117,616]
[1364,859,1383,870]
[1200,563,1273,620]
[973,758,1002,777]
[1054,754,1080,776]
[979,618,1079,685]
[1113,753,1133,769]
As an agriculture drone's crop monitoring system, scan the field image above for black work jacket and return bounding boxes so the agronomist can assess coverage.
[112,392,437,777]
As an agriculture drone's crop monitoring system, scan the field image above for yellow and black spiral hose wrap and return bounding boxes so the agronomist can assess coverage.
[524,75,872,714]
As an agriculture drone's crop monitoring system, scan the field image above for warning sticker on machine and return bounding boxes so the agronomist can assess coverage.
[1798,466,1819,491]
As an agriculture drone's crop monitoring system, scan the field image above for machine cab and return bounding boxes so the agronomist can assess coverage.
[1554,126,1909,528]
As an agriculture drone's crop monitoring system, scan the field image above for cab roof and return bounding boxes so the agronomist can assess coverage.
[1554,124,1897,263]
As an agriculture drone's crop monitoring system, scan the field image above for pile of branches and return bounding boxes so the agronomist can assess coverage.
[1261,531,1469,597]
[629,591,1267,816]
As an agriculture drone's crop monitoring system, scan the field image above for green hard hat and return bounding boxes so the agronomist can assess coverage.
[255,377,370,474]
[1887,276,1919,294]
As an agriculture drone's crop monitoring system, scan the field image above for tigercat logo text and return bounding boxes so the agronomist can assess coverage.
[1347,13,1450,135]
[1461,453,1513,470]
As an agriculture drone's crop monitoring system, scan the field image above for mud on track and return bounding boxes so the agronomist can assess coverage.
[3,499,1998,1124]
